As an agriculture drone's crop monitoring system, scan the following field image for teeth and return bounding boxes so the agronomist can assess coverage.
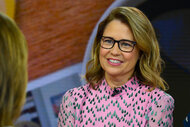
[109,59,121,63]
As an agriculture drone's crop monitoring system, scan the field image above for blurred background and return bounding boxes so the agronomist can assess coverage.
[1,0,190,127]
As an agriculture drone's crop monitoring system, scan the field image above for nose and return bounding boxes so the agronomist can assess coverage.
[110,43,121,55]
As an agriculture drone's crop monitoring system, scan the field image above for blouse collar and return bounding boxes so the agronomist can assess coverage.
[100,76,141,96]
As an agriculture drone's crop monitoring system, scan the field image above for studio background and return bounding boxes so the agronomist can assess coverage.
[0,0,189,127]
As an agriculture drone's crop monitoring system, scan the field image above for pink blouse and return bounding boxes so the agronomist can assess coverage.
[58,77,174,127]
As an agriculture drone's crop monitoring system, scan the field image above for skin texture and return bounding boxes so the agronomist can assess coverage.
[99,19,139,89]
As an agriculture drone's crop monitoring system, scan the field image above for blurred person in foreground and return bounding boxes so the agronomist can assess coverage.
[0,12,28,127]
[58,7,174,127]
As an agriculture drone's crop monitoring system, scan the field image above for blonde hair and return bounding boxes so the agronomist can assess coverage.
[0,13,28,126]
[85,7,168,90]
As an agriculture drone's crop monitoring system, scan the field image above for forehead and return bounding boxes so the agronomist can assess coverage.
[103,19,134,40]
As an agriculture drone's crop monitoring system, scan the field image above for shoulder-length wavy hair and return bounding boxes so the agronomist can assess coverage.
[85,7,168,90]
[0,13,28,126]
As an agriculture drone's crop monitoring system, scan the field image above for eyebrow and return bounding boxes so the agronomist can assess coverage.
[102,36,136,43]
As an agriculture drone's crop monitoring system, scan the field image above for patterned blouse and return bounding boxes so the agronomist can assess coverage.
[58,77,174,127]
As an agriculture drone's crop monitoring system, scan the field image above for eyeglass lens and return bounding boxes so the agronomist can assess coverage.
[101,36,136,52]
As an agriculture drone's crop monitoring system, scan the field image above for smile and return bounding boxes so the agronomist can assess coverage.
[107,58,123,66]
[109,59,121,63]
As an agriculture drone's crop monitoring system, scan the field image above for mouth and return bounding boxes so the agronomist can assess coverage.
[107,58,123,64]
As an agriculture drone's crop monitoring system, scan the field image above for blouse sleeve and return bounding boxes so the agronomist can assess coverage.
[58,90,75,127]
[146,93,174,127]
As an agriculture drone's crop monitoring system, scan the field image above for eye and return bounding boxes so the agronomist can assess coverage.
[120,41,133,47]
[103,38,113,44]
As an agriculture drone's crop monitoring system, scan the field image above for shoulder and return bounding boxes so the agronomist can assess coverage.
[62,84,90,102]
[135,78,174,104]
[147,88,174,113]
[58,85,90,126]
[134,78,174,105]
[144,88,174,126]
[150,88,174,104]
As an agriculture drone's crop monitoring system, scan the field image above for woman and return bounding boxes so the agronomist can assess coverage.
[0,13,28,126]
[58,7,174,127]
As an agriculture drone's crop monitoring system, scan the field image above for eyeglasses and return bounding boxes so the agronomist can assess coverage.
[100,36,136,52]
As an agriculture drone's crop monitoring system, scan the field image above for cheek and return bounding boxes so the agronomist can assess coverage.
[99,48,108,67]
[132,53,139,64]
[99,48,107,59]
[123,50,139,64]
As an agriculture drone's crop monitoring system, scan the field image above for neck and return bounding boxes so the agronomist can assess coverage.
[105,73,133,89]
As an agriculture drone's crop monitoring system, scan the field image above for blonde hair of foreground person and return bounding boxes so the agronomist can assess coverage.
[85,7,168,90]
[0,12,28,126]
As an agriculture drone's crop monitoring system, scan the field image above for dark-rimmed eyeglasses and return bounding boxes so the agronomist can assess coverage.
[100,36,136,52]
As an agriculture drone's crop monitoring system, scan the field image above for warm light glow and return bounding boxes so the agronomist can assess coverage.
[0,0,15,19]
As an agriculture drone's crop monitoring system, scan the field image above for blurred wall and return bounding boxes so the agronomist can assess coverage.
[15,0,114,81]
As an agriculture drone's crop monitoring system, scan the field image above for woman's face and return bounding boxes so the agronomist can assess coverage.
[99,19,140,80]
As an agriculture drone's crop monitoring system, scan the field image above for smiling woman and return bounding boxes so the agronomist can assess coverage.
[58,7,174,127]
[99,20,140,89]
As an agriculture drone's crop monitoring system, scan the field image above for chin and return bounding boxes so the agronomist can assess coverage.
[105,70,123,77]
